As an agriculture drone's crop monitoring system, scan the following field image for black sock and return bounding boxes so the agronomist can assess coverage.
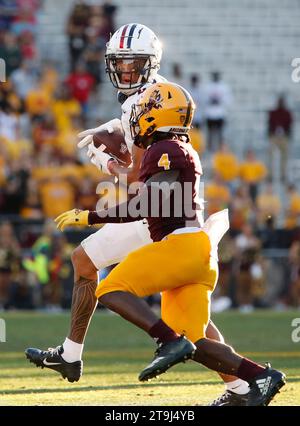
[148,319,179,344]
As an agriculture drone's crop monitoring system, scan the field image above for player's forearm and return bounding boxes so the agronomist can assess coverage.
[88,197,143,225]
[108,161,140,185]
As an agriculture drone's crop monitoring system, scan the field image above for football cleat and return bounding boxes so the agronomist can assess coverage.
[25,345,82,383]
[209,390,250,406]
[246,363,286,406]
[138,335,196,382]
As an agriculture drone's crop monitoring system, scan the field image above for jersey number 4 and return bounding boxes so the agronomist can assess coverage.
[158,153,170,170]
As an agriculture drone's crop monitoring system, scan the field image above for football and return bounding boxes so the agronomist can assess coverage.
[92,129,131,167]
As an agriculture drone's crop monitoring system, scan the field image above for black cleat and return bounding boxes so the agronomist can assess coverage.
[25,345,82,383]
[246,363,286,406]
[138,335,196,382]
[209,390,250,406]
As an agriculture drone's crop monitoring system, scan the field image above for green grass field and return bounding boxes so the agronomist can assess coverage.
[0,310,299,406]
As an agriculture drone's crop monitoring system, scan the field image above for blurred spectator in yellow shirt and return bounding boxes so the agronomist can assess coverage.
[239,149,267,202]
[230,184,254,232]
[212,143,239,182]
[285,184,300,229]
[55,116,83,159]
[189,127,205,156]
[39,175,75,218]
[205,175,231,216]
[256,182,281,227]
[52,85,81,132]
[26,81,52,120]
[4,138,33,164]
[40,62,59,97]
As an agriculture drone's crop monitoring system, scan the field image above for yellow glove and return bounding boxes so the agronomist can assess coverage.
[54,209,89,231]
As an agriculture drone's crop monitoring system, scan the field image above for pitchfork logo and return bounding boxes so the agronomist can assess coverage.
[145,89,163,112]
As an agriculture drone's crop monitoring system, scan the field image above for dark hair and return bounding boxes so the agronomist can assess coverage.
[134,131,190,149]
[152,132,190,143]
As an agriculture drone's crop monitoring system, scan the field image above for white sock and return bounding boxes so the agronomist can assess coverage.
[226,378,250,395]
[62,338,84,363]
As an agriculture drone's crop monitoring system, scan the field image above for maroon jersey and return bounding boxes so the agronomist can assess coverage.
[139,139,203,241]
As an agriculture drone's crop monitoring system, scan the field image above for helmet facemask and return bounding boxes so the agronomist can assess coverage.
[105,54,159,94]
[129,103,153,148]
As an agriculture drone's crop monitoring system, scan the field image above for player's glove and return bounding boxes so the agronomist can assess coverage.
[77,118,122,149]
[54,209,89,231]
[87,144,117,175]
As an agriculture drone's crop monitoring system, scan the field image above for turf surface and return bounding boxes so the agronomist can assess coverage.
[0,310,299,406]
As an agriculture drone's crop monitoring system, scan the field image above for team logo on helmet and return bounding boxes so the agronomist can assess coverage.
[145,89,163,113]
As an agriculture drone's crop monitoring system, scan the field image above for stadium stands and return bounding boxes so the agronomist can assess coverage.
[1,0,300,311]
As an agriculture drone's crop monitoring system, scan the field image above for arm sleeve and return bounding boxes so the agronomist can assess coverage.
[88,170,180,225]
[88,199,143,225]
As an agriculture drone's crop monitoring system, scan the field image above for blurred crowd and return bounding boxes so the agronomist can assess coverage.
[0,2,299,312]
[0,0,117,222]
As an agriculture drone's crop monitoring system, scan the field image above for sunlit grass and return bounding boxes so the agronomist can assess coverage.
[0,311,299,405]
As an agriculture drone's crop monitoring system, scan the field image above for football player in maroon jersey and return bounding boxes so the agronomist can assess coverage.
[53,82,286,406]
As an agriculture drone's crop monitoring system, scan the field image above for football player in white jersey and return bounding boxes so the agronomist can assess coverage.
[26,23,250,405]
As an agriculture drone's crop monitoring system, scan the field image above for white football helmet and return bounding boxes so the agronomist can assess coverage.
[105,23,162,95]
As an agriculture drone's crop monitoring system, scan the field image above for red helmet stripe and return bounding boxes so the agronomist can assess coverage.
[119,25,129,48]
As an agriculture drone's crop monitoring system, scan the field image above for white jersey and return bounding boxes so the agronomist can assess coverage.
[120,75,167,154]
